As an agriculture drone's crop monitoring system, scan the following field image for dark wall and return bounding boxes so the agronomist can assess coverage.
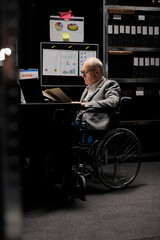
[18,0,104,69]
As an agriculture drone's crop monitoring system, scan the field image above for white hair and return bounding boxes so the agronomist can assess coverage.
[85,57,104,75]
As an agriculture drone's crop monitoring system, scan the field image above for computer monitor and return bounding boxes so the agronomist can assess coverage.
[40,42,99,87]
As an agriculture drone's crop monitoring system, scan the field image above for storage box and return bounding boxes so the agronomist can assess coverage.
[19,69,39,79]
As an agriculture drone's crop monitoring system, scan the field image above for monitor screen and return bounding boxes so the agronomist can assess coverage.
[40,42,99,87]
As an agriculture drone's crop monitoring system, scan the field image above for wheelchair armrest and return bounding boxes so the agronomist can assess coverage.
[121,96,132,102]
[81,106,116,114]
[79,106,119,127]
[78,96,132,130]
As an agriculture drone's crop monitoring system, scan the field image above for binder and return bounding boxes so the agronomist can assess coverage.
[148,26,154,48]
[137,14,146,47]
[144,57,150,78]
[123,14,133,47]
[153,26,160,48]
[119,24,125,46]
[125,25,131,47]
[136,24,142,47]
[108,24,114,46]
[130,25,136,47]
[150,57,156,77]
[133,57,139,78]
[130,14,139,47]
[112,14,122,46]
[139,57,144,78]
[113,23,120,46]
[108,13,114,46]
[136,86,144,96]
[155,57,160,78]
[142,25,148,47]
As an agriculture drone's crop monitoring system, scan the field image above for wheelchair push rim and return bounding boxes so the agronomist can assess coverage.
[95,128,142,189]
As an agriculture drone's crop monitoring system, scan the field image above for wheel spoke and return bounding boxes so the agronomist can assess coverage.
[96,129,141,189]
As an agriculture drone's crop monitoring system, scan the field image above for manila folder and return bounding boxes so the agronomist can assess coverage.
[42,88,72,102]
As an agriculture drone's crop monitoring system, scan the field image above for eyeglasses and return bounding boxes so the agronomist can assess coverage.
[81,68,96,76]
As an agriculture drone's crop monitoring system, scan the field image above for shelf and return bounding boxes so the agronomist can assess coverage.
[106,5,160,11]
[105,2,160,156]
[110,78,160,83]
[120,119,160,126]
[108,47,160,52]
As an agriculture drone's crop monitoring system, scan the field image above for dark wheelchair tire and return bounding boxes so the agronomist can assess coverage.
[95,128,142,189]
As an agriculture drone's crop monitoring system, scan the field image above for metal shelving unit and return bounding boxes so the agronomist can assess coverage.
[104,1,160,156]
[104,2,160,83]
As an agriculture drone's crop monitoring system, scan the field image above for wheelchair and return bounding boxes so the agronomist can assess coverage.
[72,97,142,193]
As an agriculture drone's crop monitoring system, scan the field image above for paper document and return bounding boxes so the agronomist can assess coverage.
[42,87,72,102]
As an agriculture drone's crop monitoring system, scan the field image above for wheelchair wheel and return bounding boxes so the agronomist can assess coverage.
[95,128,142,189]
[75,174,87,201]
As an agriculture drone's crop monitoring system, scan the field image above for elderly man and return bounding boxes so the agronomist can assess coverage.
[52,58,121,200]
[73,57,121,131]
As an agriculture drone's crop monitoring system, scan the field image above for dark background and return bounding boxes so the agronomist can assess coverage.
[17,0,160,156]
[18,0,104,69]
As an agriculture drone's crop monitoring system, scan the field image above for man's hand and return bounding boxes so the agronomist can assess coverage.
[71,101,85,108]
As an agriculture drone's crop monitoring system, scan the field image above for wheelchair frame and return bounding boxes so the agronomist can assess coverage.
[72,97,142,191]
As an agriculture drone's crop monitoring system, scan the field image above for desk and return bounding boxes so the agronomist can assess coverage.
[19,102,81,191]
[19,102,80,150]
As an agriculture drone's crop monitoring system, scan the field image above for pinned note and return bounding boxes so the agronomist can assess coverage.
[62,32,70,41]
[59,10,73,21]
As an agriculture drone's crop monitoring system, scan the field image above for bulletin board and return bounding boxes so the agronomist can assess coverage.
[50,15,84,42]
[40,42,99,87]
